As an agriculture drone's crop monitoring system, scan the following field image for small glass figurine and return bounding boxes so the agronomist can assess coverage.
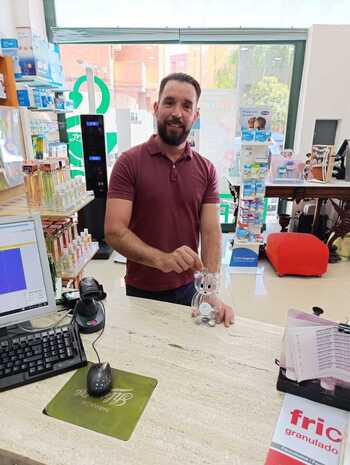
[191,269,220,327]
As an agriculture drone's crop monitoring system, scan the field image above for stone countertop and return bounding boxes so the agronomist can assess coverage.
[0,292,284,465]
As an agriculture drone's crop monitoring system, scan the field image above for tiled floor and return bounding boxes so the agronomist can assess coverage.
[84,236,350,328]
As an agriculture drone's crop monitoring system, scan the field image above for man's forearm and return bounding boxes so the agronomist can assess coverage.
[105,228,163,269]
[200,230,221,273]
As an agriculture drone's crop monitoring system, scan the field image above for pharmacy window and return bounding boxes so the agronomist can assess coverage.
[60,42,294,188]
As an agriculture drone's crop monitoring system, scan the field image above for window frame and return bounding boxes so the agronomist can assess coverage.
[43,0,306,149]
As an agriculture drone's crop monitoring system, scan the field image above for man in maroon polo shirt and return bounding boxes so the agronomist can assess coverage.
[105,72,234,327]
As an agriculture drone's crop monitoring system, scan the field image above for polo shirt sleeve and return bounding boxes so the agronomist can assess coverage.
[107,152,135,201]
[202,162,220,204]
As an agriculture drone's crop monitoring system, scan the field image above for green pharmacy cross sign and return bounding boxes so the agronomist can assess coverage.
[67,75,117,178]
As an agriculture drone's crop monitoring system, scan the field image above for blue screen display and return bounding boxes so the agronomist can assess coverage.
[86,121,100,127]
[0,248,27,294]
[89,155,102,161]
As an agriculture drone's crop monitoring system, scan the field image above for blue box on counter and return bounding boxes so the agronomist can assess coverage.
[230,243,259,268]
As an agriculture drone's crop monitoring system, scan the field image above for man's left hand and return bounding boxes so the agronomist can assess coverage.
[216,299,235,328]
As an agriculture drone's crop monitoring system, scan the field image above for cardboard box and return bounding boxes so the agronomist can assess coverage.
[1,38,22,78]
[48,43,64,86]
[17,27,49,78]
[229,242,259,268]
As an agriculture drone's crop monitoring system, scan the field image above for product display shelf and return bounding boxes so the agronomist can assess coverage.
[61,242,99,280]
[28,107,72,113]
[235,139,269,245]
[16,76,64,88]
[0,190,94,218]
[230,123,271,272]
[241,141,270,146]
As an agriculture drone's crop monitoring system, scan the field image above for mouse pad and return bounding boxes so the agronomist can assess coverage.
[43,363,158,441]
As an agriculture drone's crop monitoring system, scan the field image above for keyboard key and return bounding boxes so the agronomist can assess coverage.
[23,354,43,364]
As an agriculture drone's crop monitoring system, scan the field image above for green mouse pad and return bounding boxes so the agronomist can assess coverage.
[43,363,158,441]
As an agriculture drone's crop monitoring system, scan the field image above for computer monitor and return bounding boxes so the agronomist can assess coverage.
[0,214,56,329]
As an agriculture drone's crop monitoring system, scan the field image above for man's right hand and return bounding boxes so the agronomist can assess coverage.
[155,246,203,273]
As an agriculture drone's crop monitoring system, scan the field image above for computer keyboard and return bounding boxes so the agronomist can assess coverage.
[0,322,87,392]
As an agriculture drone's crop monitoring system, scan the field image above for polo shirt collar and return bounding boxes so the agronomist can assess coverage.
[146,135,193,160]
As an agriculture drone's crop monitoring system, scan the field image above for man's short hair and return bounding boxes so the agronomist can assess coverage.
[158,73,201,102]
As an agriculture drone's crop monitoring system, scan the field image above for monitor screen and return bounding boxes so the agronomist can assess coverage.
[0,214,56,328]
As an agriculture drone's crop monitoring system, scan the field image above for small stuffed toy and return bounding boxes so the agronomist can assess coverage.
[191,269,220,327]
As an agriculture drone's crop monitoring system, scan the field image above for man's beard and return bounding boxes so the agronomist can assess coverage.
[157,118,191,146]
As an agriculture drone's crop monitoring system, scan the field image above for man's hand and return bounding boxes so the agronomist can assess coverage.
[156,246,203,273]
[215,299,235,328]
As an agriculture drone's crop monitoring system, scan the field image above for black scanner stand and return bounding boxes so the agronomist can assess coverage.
[277,367,350,412]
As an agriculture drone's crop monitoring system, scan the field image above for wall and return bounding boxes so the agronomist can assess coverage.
[0,0,17,37]
[294,24,350,157]
[0,0,47,39]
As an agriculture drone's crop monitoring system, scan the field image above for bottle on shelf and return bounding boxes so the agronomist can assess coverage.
[22,162,42,207]
[83,228,92,248]
[39,161,55,208]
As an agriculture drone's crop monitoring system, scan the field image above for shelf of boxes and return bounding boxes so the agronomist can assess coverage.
[19,107,69,160]
[0,37,98,286]
[16,76,64,88]
[28,107,72,113]
[229,128,271,272]
[61,242,99,280]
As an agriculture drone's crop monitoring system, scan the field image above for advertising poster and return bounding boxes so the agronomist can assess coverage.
[264,394,348,465]
[240,106,272,131]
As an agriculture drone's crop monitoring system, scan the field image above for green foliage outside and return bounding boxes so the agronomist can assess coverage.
[214,45,293,131]
[215,48,239,89]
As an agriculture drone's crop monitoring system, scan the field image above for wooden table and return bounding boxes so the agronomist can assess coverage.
[228,177,350,201]
[0,292,284,465]
[228,177,350,233]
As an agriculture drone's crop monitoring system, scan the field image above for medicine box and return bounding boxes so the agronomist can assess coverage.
[229,242,259,269]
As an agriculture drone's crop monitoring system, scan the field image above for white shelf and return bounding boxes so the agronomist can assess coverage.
[233,240,263,246]
[241,141,269,146]
[16,76,65,88]
[61,242,99,280]
[0,191,95,218]
[270,177,303,184]
[27,107,72,113]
